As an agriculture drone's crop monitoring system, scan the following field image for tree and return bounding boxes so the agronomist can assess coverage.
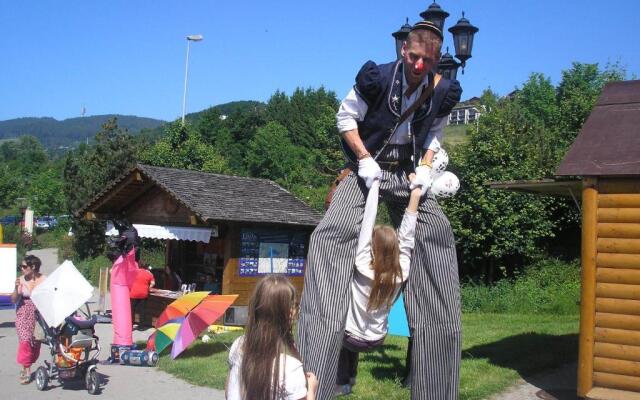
[28,168,66,215]
[0,136,51,209]
[245,122,304,186]
[0,164,21,208]
[140,122,231,174]
[64,118,139,259]
[265,87,342,174]
[442,88,560,281]
[442,62,626,281]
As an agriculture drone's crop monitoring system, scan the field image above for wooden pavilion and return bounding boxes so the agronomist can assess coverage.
[77,163,322,325]
[556,80,640,400]
[491,80,640,399]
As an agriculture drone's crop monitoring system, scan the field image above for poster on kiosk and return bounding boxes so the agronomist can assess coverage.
[0,244,17,308]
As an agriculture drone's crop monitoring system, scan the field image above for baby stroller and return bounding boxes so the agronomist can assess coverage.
[33,304,102,394]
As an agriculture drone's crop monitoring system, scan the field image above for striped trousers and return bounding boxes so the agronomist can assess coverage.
[297,148,461,399]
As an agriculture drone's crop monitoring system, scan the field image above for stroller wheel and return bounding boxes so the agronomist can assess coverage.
[35,366,48,391]
[85,368,100,395]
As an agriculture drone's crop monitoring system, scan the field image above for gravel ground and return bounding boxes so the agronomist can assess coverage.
[489,362,579,400]
[0,248,225,400]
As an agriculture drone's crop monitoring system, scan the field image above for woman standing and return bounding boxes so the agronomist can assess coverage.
[10,255,46,384]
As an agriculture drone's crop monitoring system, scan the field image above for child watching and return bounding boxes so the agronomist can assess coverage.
[226,275,318,400]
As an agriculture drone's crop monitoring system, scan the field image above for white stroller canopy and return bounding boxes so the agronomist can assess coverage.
[31,260,94,327]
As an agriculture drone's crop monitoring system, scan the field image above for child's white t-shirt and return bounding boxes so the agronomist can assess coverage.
[227,336,307,400]
[344,180,417,341]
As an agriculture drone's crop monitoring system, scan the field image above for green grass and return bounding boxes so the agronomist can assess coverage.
[34,227,69,249]
[443,124,471,148]
[157,313,579,399]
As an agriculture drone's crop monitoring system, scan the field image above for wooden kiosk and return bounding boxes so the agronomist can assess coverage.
[78,164,321,326]
[556,81,640,400]
[489,81,640,399]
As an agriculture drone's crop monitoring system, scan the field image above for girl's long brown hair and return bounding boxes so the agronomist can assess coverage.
[241,275,300,400]
[367,225,403,312]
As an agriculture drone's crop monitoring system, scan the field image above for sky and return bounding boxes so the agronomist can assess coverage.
[1,0,638,122]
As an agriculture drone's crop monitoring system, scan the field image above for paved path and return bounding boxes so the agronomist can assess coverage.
[489,363,579,400]
[0,248,226,400]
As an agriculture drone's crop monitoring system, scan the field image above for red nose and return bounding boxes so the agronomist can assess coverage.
[414,59,425,74]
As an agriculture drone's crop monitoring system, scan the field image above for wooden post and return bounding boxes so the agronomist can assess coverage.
[578,176,598,397]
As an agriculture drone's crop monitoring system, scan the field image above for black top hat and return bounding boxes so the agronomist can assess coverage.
[410,20,443,41]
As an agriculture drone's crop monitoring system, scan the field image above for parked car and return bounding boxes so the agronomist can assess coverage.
[35,217,50,230]
[45,216,58,228]
[35,215,59,230]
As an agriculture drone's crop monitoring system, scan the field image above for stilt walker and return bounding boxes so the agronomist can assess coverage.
[297,21,463,399]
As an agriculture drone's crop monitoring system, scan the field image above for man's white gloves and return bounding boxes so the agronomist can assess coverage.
[409,165,434,196]
[358,157,382,189]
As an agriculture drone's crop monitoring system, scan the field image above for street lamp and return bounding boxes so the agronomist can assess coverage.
[448,12,479,71]
[419,1,449,33]
[391,18,412,60]
[181,34,203,125]
[437,47,460,80]
[394,2,479,77]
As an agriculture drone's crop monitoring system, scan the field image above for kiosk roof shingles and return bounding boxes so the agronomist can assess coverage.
[80,164,322,227]
[556,80,640,177]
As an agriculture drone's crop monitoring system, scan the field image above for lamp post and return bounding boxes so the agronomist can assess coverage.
[419,1,449,32]
[181,34,203,125]
[437,47,460,80]
[391,18,412,60]
[393,2,479,78]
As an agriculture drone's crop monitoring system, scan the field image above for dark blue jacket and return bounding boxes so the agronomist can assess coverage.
[341,60,462,166]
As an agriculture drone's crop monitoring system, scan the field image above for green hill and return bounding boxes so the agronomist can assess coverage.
[186,100,265,123]
[0,114,166,149]
[139,100,266,142]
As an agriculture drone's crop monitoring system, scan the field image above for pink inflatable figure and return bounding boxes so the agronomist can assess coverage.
[110,249,139,346]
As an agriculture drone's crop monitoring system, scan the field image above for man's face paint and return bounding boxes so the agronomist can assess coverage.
[402,40,440,87]
[414,58,425,74]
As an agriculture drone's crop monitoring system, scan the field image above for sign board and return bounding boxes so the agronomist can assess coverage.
[24,208,34,234]
[239,228,307,277]
[0,244,17,293]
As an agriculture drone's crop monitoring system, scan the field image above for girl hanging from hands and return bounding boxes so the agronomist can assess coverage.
[335,174,422,396]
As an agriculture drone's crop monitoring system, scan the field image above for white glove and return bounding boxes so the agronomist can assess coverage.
[358,157,382,189]
[409,165,434,196]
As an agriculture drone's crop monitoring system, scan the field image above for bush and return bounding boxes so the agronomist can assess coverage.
[75,255,111,287]
[3,224,29,261]
[139,238,166,268]
[34,225,70,250]
[461,258,580,314]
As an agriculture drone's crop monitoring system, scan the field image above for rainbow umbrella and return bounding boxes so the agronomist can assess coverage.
[155,291,210,328]
[154,319,184,353]
[171,295,238,359]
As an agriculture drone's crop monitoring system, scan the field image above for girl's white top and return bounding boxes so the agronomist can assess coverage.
[344,179,417,341]
[227,335,307,400]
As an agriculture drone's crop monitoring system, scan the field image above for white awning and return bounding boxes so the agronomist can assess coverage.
[105,223,211,243]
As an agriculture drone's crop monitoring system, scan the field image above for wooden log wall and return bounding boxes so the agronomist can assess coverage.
[580,178,640,400]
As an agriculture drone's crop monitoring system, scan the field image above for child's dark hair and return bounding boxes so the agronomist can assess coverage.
[241,275,299,400]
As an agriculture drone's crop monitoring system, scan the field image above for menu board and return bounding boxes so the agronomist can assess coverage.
[0,244,17,293]
[239,228,306,277]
